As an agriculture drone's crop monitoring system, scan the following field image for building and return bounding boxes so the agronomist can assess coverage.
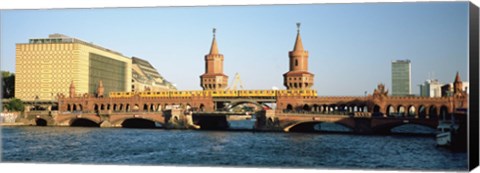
[419,79,443,97]
[200,28,228,90]
[15,34,132,101]
[391,59,411,96]
[441,72,469,97]
[131,57,176,92]
[283,23,314,90]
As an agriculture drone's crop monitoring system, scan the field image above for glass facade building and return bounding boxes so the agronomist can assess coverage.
[391,60,411,96]
[15,34,132,101]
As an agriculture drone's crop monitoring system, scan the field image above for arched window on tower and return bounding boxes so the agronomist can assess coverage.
[295,59,298,66]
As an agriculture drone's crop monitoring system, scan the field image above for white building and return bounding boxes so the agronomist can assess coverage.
[419,79,443,97]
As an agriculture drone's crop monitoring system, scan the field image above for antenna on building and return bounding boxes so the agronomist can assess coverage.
[226,73,244,90]
[296,22,301,33]
[213,28,216,38]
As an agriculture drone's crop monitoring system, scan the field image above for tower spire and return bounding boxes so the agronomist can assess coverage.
[209,28,219,54]
[293,22,304,51]
[455,71,461,82]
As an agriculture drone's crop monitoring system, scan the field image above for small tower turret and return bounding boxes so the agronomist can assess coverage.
[453,72,463,94]
[96,80,104,98]
[69,80,75,98]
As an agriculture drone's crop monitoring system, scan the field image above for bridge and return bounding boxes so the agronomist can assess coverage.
[4,24,469,134]
[256,110,439,133]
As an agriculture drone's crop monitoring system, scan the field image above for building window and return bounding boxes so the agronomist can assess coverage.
[295,59,298,66]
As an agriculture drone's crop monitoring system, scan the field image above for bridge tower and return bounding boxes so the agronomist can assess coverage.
[200,28,229,90]
[69,80,75,98]
[283,23,314,90]
[453,71,463,94]
[96,80,104,98]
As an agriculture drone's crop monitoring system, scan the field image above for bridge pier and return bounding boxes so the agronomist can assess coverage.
[254,110,283,131]
[352,118,373,134]
[191,112,231,130]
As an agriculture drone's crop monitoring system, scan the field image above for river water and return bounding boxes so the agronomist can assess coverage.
[1,125,467,171]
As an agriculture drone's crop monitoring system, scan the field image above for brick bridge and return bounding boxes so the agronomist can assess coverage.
[256,111,439,133]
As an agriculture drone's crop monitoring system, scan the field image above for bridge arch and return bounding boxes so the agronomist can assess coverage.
[408,105,416,117]
[397,105,406,117]
[228,100,266,112]
[302,104,310,112]
[286,104,293,112]
[418,105,427,119]
[372,104,382,117]
[373,121,437,134]
[35,118,47,126]
[284,121,354,132]
[439,105,449,120]
[386,105,395,116]
[429,105,438,119]
[120,118,162,128]
[70,118,100,127]
[143,104,148,112]
[94,104,99,112]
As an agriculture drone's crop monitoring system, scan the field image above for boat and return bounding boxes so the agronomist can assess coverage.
[436,121,459,147]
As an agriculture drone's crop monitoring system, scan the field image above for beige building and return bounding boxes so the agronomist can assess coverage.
[15,34,132,101]
[131,57,176,92]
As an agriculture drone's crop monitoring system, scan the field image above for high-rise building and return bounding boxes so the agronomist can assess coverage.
[15,34,132,101]
[283,23,314,90]
[131,57,176,92]
[391,59,411,96]
[419,79,443,97]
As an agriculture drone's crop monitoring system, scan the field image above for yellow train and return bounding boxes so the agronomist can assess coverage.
[109,89,317,98]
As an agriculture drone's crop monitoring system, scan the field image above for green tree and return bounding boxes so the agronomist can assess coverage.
[2,71,15,98]
[4,98,24,112]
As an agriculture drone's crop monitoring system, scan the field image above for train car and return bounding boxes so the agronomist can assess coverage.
[211,90,238,97]
[109,91,134,98]
[276,89,317,97]
[239,90,276,97]
[138,91,169,97]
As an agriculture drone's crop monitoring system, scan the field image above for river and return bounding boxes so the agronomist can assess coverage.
[1,125,467,171]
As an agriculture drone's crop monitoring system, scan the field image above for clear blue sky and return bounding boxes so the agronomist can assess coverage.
[0,2,469,96]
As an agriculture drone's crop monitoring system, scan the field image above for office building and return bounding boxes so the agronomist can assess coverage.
[391,60,411,96]
[15,34,132,101]
[419,79,443,97]
[132,57,176,92]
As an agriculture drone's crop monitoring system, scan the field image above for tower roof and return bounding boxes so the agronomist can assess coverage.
[455,71,462,83]
[209,28,219,54]
[293,23,304,51]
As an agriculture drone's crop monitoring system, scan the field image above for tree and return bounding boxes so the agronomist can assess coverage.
[4,98,25,112]
[2,71,15,98]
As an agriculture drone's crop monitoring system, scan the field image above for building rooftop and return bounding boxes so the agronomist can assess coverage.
[23,33,126,57]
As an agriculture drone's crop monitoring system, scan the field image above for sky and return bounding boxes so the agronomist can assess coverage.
[0,1,470,96]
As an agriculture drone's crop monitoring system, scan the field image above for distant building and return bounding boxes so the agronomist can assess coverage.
[419,79,443,97]
[391,59,411,96]
[131,57,176,92]
[15,34,132,101]
[441,82,469,97]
